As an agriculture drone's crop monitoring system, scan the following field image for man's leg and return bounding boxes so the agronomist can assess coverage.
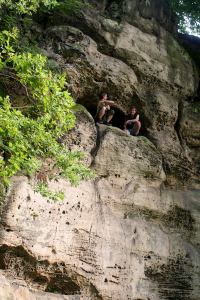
[96,107,106,122]
[106,114,113,123]
[130,121,141,135]
[104,109,115,125]
[134,121,141,135]
[124,129,131,134]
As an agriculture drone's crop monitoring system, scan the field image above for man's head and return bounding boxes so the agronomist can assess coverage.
[130,107,137,114]
[99,92,107,100]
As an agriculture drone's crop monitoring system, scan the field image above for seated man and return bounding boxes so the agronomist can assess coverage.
[95,92,115,126]
[124,107,141,136]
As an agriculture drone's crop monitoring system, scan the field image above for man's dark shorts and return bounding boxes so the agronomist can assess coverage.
[101,109,115,122]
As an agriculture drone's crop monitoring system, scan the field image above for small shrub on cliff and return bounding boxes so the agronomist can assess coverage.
[0,0,95,202]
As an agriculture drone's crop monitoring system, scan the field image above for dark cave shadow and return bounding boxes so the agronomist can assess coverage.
[76,102,147,137]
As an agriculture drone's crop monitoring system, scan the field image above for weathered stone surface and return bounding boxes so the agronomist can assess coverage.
[0,177,99,295]
[1,115,200,299]
[92,125,165,186]
[37,8,200,187]
[122,0,178,35]
[143,90,178,130]
[0,273,95,300]
[1,0,200,299]
[178,102,200,183]
[178,32,200,77]
[39,25,138,111]
[99,18,197,98]
[46,0,198,98]
[1,172,200,299]
[61,104,97,166]
[179,102,200,149]
[37,104,96,177]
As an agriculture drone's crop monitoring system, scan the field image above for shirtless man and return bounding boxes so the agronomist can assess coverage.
[124,107,141,136]
[95,92,115,126]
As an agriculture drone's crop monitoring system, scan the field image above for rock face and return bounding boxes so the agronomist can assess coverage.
[0,273,94,300]
[37,0,200,188]
[1,0,200,299]
[1,107,200,300]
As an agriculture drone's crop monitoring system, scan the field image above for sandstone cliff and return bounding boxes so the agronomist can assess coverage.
[0,0,200,300]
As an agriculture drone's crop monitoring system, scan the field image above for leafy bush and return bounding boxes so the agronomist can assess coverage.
[0,0,95,202]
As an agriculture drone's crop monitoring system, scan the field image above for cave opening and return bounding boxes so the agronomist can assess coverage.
[76,98,126,130]
[76,93,147,137]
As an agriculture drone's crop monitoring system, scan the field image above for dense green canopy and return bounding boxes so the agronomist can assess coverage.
[169,0,200,36]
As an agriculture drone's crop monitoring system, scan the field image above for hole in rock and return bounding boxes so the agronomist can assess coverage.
[45,274,80,295]
[76,98,126,130]
[76,92,148,137]
[0,245,83,295]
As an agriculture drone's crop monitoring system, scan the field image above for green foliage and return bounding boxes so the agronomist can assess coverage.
[39,0,91,16]
[0,0,96,202]
[169,0,200,36]
[0,0,92,29]
[47,287,60,294]
[192,102,200,113]
[0,0,58,15]
[103,0,123,21]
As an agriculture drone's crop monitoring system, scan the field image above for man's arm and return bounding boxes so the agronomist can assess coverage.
[125,114,139,125]
[99,99,114,105]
